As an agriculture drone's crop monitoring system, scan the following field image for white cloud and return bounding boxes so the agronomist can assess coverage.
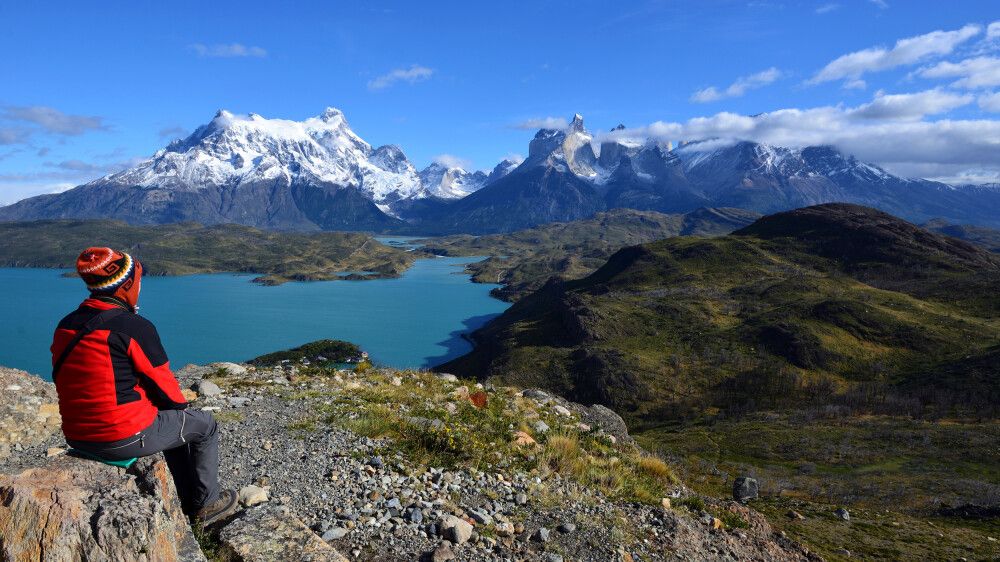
[432,154,472,170]
[919,56,1000,89]
[158,126,187,139]
[598,89,1000,183]
[848,89,973,120]
[979,91,1000,112]
[48,159,105,173]
[809,24,982,85]
[0,127,31,145]
[0,181,76,206]
[815,3,840,15]
[512,117,570,130]
[988,21,1000,40]
[2,106,106,135]
[869,0,888,8]
[844,78,867,90]
[367,65,434,91]
[0,156,139,205]
[691,67,783,103]
[190,43,267,58]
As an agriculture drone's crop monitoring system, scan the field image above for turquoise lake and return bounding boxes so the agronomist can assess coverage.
[0,255,509,380]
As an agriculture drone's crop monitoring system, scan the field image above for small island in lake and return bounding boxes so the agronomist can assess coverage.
[248,339,368,368]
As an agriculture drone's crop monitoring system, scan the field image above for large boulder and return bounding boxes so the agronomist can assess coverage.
[217,505,349,561]
[0,367,61,459]
[0,454,205,561]
[733,476,760,503]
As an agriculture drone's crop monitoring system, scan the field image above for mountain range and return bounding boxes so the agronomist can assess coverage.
[2,109,999,232]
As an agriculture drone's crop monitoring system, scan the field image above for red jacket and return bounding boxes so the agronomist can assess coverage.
[51,298,188,442]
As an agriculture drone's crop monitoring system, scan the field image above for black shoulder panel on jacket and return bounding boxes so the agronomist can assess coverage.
[107,332,141,405]
[104,313,170,368]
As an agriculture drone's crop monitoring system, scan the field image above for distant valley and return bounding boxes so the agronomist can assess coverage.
[422,207,761,301]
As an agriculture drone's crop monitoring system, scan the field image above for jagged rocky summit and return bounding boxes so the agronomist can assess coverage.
[0,364,818,561]
[2,109,998,233]
[0,108,514,231]
[420,114,1000,233]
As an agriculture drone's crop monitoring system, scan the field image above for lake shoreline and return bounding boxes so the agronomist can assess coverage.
[0,255,510,378]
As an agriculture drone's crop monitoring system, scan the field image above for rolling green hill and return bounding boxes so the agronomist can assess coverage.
[421,207,759,301]
[0,219,417,284]
[441,204,1000,418]
[438,204,1000,550]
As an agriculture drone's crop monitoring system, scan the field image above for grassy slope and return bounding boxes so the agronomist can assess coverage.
[420,207,759,301]
[439,204,1000,559]
[925,219,1000,253]
[0,219,418,284]
[443,206,1000,419]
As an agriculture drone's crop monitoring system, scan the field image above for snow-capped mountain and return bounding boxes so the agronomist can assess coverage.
[0,108,443,230]
[487,156,524,183]
[524,114,598,178]
[2,110,999,232]
[412,114,1000,233]
[109,108,425,208]
[415,155,524,199]
[417,163,488,199]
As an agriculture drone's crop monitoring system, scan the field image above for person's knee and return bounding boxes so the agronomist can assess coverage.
[186,410,219,440]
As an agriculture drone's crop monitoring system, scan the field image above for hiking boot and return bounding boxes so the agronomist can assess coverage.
[196,489,239,527]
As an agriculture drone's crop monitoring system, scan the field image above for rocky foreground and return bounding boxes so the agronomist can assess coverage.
[0,364,818,561]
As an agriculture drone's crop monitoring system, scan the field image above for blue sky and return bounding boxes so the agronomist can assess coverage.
[1,0,998,204]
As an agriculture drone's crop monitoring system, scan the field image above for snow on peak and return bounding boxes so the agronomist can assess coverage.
[525,113,597,177]
[419,162,488,199]
[319,107,344,122]
[101,108,424,204]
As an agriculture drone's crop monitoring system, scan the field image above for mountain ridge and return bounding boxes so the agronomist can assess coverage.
[439,203,1000,417]
[3,110,1000,232]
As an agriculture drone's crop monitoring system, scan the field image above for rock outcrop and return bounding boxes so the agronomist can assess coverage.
[1,364,815,561]
[0,454,205,561]
[0,367,61,459]
[218,505,349,561]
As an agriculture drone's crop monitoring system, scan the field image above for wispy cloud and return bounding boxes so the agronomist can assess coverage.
[989,21,1000,40]
[848,89,973,120]
[815,3,840,14]
[809,24,982,85]
[190,43,267,58]
[367,65,434,91]
[432,154,472,170]
[2,106,106,135]
[0,127,32,145]
[158,126,188,139]
[511,117,569,130]
[0,155,141,205]
[46,159,117,173]
[869,0,888,9]
[979,91,1000,112]
[599,87,1000,184]
[919,56,1000,89]
[691,67,783,103]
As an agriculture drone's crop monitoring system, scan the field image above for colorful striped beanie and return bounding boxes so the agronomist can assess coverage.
[76,247,140,296]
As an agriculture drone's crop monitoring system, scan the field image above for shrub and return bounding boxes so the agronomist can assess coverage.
[636,455,676,482]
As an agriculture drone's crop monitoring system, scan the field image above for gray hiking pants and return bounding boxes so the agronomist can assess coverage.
[67,409,220,512]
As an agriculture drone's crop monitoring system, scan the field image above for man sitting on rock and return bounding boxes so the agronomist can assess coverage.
[50,247,238,526]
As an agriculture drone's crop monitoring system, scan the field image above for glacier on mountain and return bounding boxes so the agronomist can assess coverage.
[105,108,430,206]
